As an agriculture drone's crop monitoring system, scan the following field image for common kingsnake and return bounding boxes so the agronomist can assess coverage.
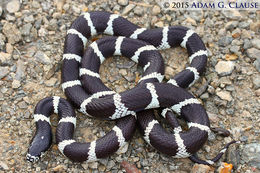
[27,11,237,165]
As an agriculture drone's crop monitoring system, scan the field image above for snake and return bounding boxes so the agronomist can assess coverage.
[27,11,237,165]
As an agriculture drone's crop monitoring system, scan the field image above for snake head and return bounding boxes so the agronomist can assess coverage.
[27,125,52,163]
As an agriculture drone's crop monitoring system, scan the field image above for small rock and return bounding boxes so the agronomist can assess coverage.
[191,164,212,173]
[121,161,140,173]
[38,27,47,37]
[247,48,260,59]
[252,39,260,49]
[255,89,260,96]
[0,161,9,170]
[21,23,32,36]
[12,79,21,89]
[225,54,238,61]
[34,51,51,64]
[252,76,260,89]
[243,39,252,50]
[227,145,240,167]
[107,160,116,170]
[215,61,235,76]
[155,21,164,28]
[222,10,242,20]
[254,58,260,72]
[122,4,136,15]
[0,6,2,16]
[24,15,34,23]
[218,28,226,36]
[200,93,209,100]
[52,165,66,172]
[232,28,241,38]
[55,0,65,12]
[216,90,232,101]
[250,21,260,32]
[88,161,98,169]
[2,22,22,44]
[241,29,252,39]
[185,17,196,26]
[218,37,233,47]
[6,43,13,54]
[152,5,161,15]
[117,0,129,6]
[116,142,129,154]
[134,6,144,16]
[119,69,127,76]
[32,0,41,8]
[45,77,58,87]
[72,6,81,14]
[63,3,70,11]
[6,0,20,13]
[241,143,260,169]
[225,21,238,30]
[230,46,240,55]
[0,67,10,79]
[0,52,11,64]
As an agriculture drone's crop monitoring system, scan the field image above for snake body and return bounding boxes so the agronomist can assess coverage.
[27,11,236,165]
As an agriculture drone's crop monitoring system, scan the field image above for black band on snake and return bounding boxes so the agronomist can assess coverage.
[27,11,237,165]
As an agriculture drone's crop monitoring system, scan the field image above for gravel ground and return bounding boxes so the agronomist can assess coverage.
[0,0,259,172]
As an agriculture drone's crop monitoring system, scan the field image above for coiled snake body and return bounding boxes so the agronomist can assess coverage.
[27,11,236,165]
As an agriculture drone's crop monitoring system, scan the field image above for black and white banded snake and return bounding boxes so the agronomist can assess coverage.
[27,11,237,165]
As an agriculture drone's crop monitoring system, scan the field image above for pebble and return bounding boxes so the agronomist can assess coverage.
[116,142,129,154]
[200,93,209,100]
[6,43,13,54]
[0,161,9,170]
[247,48,260,59]
[191,164,212,173]
[252,39,260,49]
[34,51,51,65]
[122,4,135,15]
[6,0,20,13]
[134,6,144,16]
[252,76,260,89]
[52,165,66,172]
[250,21,260,32]
[119,69,127,76]
[215,61,235,76]
[107,160,116,170]
[44,77,58,87]
[117,0,129,6]
[241,143,260,169]
[241,29,252,39]
[0,67,10,79]
[88,161,98,169]
[21,23,32,36]
[225,21,238,30]
[222,10,242,20]
[0,6,2,17]
[225,54,238,61]
[255,89,260,96]
[2,23,22,44]
[152,5,161,15]
[32,0,41,8]
[218,37,233,47]
[216,90,232,101]
[24,15,34,23]
[230,45,240,55]
[243,39,252,50]
[12,79,21,89]
[0,52,11,64]
[254,58,260,72]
